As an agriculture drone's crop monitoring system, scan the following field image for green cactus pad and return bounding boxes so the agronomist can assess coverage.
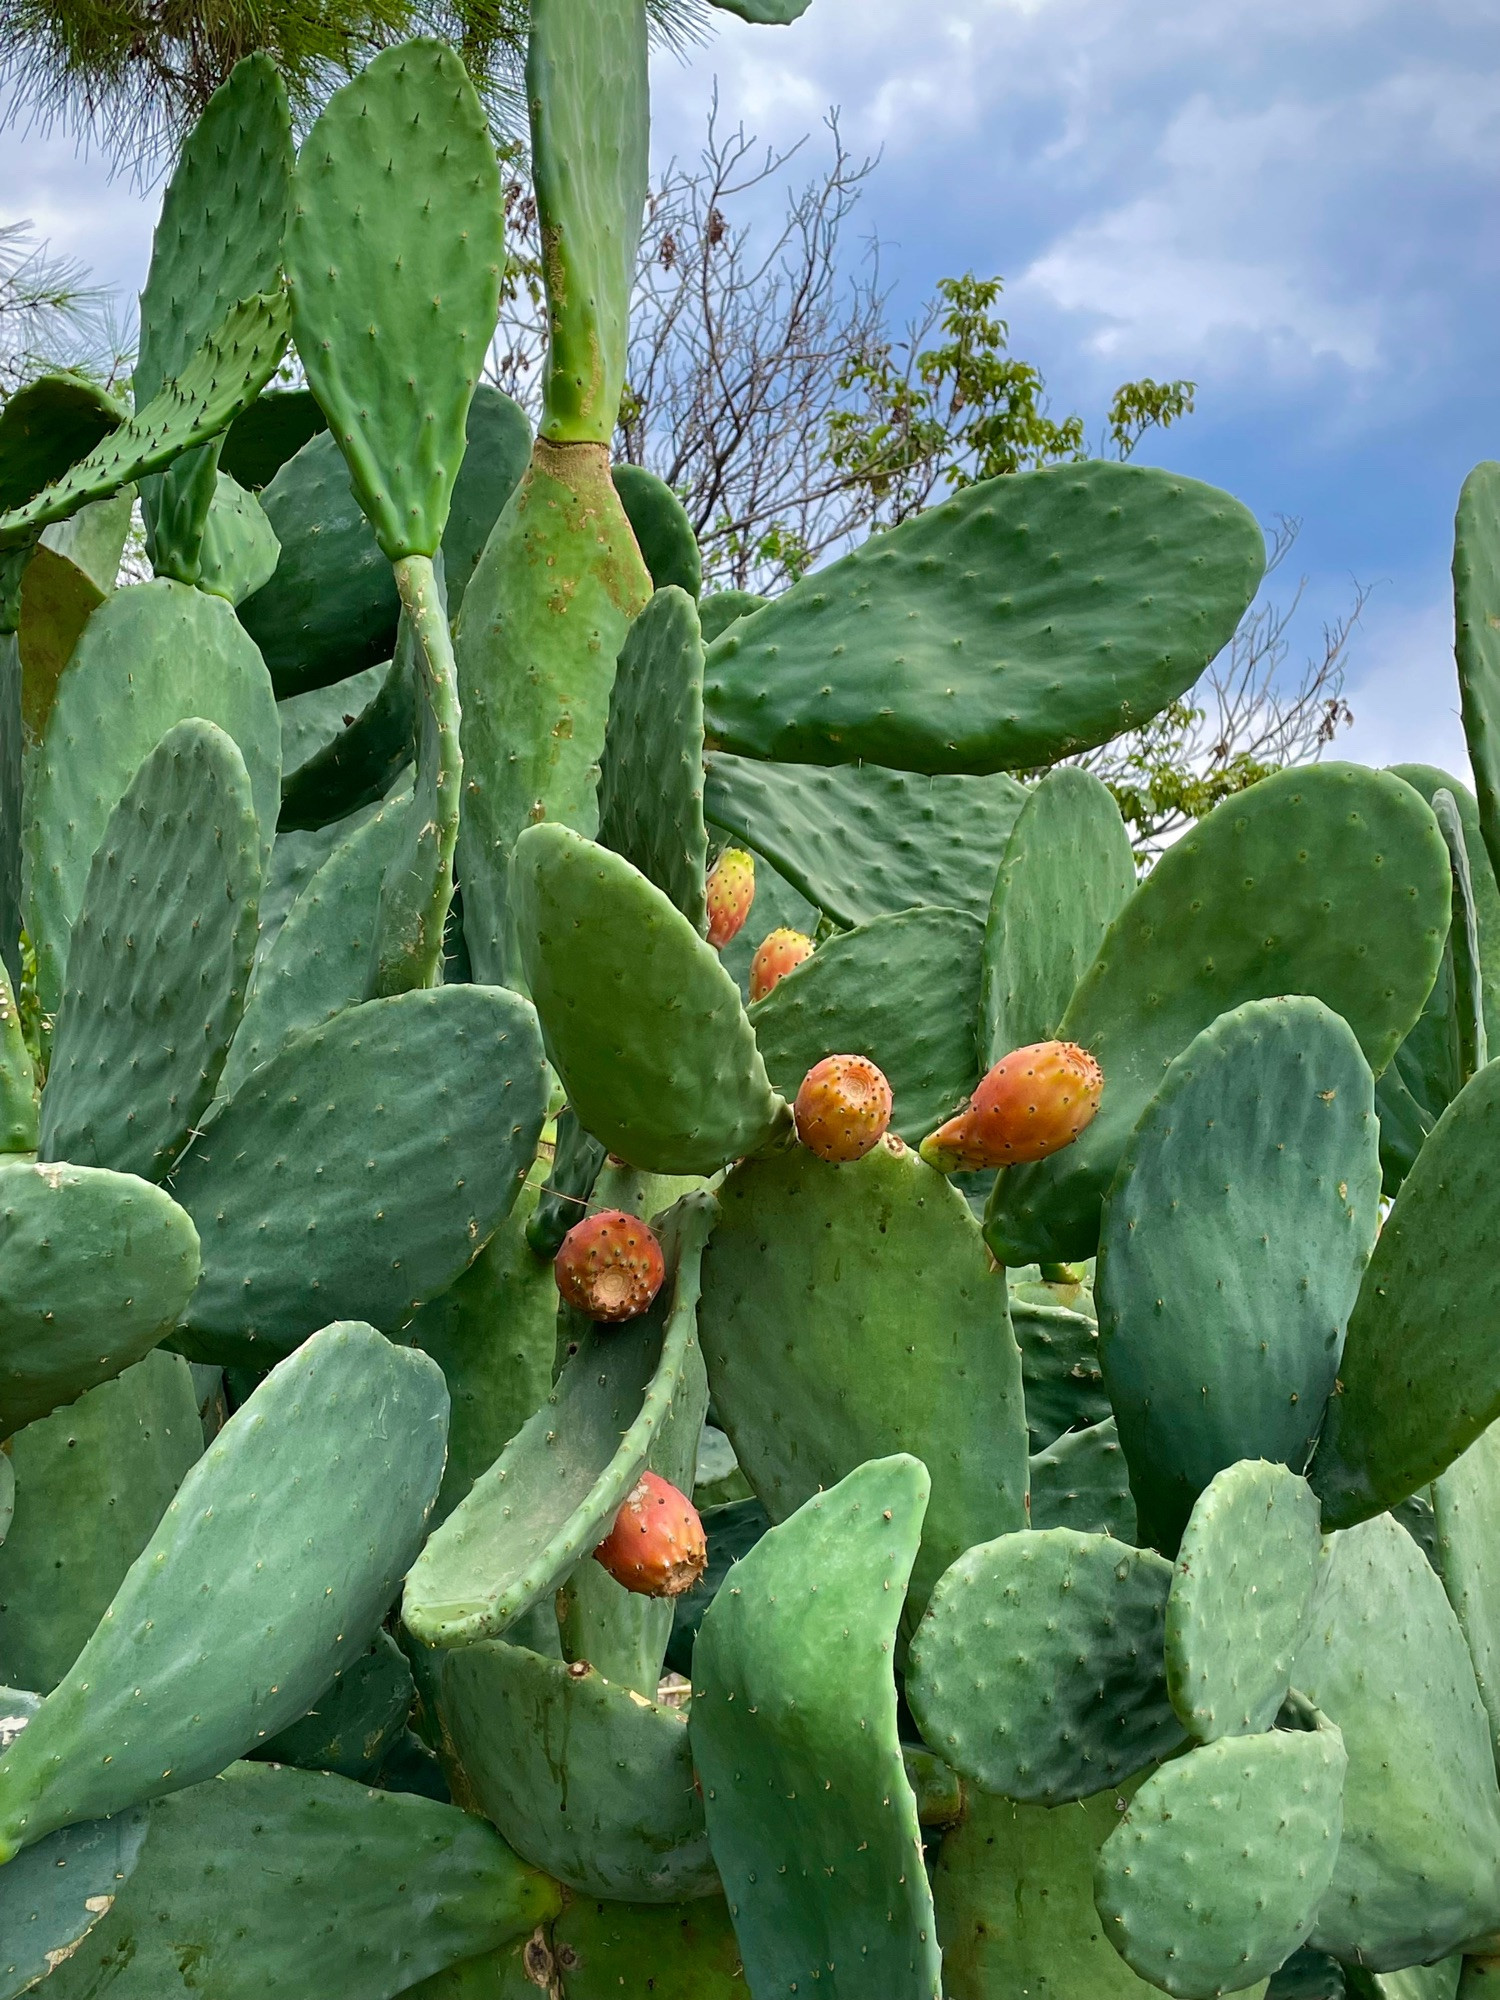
[1164,1461,1322,1743]
[612,464,702,596]
[0,1322,448,1856]
[1268,1953,1349,2000]
[24,577,280,1020]
[250,1628,414,1782]
[704,750,1028,928]
[747,906,983,1142]
[456,445,652,985]
[1028,1416,1137,1541]
[0,1159,201,1437]
[1013,1297,1110,1453]
[219,385,327,490]
[690,1454,942,2000]
[702,462,1265,774]
[700,1136,1026,1618]
[1357,1969,1464,2000]
[596,585,709,930]
[0,1800,148,2000]
[194,472,280,604]
[1094,1710,1347,1997]
[0,1354,202,1692]
[173,985,547,1365]
[239,429,401,697]
[1389,765,1500,1049]
[513,824,787,1174]
[403,1193,714,1648]
[1097,996,1380,1551]
[1311,1058,1500,1528]
[529,0,648,440]
[1292,1514,1500,1968]
[1455,463,1500,887]
[709,0,813,19]
[934,1782,1269,2000]
[0,960,35,1153]
[664,1496,769,1678]
[441,1643,717,1901]
[443,386,532,619]
[410,1179,559,1528]
[0,291,290,553]
[287,40,503,561]
[1433,1419,1500,1772]
[37,1761,558,2000]
[699,589,768,642]
[906,1529,1186,1802]
[134,54,292,583]
[0,374,124,518]
[218,787,410,1098]
[991,765,1449,1265]
[278,650,416,833]
[552,1896,748,1999]
[41,720,261,1181]
[38,489,133,594]
[982,765,1136,1063]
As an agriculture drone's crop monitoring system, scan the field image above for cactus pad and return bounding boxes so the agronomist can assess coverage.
[1432,1418,1500,1772]
[690,1454,943,2000]
[906,1528,1186,1802]
[612,464,702,596]
[1028,1416,1137,1541]
[0,1801,148,1999]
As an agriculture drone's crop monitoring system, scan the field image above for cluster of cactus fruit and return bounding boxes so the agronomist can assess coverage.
[3,3,1500,1996]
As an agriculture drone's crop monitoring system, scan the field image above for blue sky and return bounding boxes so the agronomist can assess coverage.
[3,0,1496,777]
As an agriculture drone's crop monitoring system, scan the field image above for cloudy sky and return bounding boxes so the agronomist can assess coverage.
[4,0,1496,779]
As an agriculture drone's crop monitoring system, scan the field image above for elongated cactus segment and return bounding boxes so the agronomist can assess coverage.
[701,1135,1026,1620]
[907,1528,1186,1803]
[1455,462,1500,890]
[1390,763,1500,1048]
[703,462,1266,774]
[403,1194,715,1648]
[705,750,1027,928]
[0,1160,200,1437]
[134,54,291,585]
[0,1322,448,1858]
[993,765,1447,1266]
[40,720,261,1180]
[1097,996,1380,1551]
[1291,1516,1500,1967]
[35,1761,559,2000]
[596,585,709,931]
[1164,1460,1322,1742]
[982,765,1136,1064]
[172,986,548,1366]
[441,1641,717,1902]
[0,957,34,1152]
[23,577,280,1020]
[513,825,787,1173]
[1433,1419,1500,1774]
[1311,1057,1500,1528]
[690,1455,942,2000]
[1094,1709,1348,1997]
[748,906,984,1142]
[0,291,290,553]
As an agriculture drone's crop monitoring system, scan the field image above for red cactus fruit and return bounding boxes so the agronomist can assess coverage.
[594,1471,708,1596]
[749,927,814,1002]
[706,849,756,948]
[555,1209,665,1322]
[793,1054,893,1164]
[919,1040,1103,1173]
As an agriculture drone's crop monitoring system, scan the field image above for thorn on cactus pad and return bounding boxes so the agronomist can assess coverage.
[794,1054,893,1163]
[554,1209,665,1322]
[594,1471,707,1597]
[919,1040,1103,1173]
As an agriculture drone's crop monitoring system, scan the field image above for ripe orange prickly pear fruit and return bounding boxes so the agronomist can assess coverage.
[793,1054,893,1164]
[706,849,756,948]
[749,927,814,1002]
[594,1470,708,1596]
[555,1209,665,1322]
[919,1040,1103,1173]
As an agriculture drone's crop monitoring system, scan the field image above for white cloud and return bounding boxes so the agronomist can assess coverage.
[1339,589,1472,782]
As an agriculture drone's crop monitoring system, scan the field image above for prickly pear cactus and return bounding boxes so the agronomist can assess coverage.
[0,12,1498,1999]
